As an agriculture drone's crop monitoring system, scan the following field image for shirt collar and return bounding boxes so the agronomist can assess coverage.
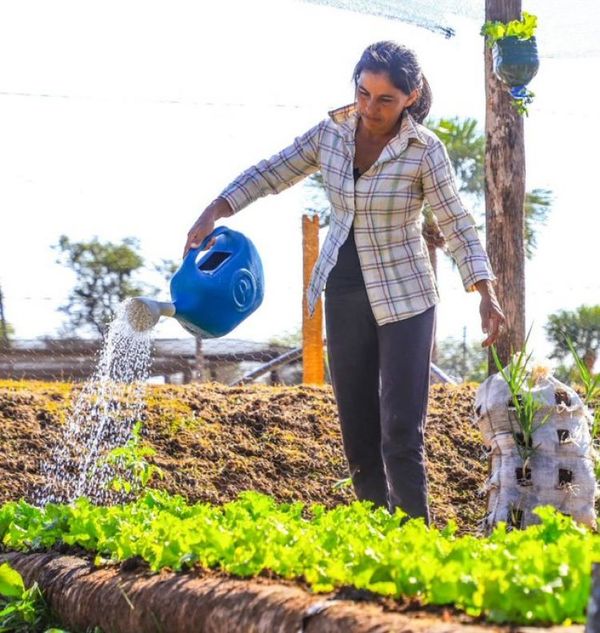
[328,102,428,149]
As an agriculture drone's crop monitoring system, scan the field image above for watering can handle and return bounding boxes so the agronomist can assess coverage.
[198,225,230,251]
[185,226,231,266]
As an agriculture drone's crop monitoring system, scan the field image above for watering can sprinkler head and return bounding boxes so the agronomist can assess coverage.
[125,297,176,332]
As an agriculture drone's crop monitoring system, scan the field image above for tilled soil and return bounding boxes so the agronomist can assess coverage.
[0,379,487,532]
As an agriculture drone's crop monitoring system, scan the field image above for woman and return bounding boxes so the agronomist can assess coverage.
[183,41,506,524]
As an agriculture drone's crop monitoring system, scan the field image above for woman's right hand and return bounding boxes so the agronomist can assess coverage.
[183,198,233,258]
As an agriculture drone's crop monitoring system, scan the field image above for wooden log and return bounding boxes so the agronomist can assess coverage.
[0,551,510,633]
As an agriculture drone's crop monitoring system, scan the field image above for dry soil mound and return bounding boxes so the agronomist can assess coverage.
[0,380,487,532]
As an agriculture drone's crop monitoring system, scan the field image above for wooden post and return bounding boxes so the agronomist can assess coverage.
[302,214,324,385]
[484,0,527,374]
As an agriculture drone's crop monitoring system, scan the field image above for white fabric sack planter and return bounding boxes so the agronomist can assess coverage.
[475,371,598,531]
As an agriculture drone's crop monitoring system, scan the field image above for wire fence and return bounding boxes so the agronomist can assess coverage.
[0,336,457,386]
[0,338,306,386]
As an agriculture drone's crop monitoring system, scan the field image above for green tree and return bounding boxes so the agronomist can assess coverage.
[523,188,552,259]
[155,258,179,284]
[268,327,302,348]
[545,305,600,372]
[427,117,484,197]
[0,284,13,347]
[55,235,154,337]
[426,117,552,261]
[435,334,488,383]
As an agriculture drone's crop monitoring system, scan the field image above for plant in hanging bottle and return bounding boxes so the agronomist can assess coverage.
[481,12,539,116]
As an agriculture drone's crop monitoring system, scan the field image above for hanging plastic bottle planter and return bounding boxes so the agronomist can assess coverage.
[481,12,539,116]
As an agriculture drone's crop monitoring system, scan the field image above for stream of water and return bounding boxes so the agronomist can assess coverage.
[36,299,153,505]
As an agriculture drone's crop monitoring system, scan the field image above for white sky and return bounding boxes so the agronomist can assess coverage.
[0,0,599,368]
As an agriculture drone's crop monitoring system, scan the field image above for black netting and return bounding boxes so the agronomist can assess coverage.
[299,0,600,58]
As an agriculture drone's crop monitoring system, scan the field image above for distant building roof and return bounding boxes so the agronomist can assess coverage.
[0,337,294,382]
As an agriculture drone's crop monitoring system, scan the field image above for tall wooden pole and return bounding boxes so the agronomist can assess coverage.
[484,0,526,373]
[302,214,324,384]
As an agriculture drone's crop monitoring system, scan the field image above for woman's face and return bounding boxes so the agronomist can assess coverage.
[355,70,419,137]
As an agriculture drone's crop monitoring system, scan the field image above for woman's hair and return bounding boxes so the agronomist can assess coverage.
[352,41,432,123]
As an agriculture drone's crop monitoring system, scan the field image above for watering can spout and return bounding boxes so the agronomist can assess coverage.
[125,297,176,332]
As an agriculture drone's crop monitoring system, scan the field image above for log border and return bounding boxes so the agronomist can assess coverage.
[0,551,530,633]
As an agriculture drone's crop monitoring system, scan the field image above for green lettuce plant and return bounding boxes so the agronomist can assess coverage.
[0,563,48,632]
[103,422,164,496]
[481,12,538,47]
[1,490,597,625]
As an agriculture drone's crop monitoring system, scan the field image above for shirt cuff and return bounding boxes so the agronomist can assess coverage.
[218,187,250,215]
[464,272,497,293]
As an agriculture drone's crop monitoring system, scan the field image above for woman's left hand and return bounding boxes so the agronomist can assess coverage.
[479,292,506,348]
[422,222,446,249]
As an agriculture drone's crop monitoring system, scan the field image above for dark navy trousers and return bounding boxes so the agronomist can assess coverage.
[325,287,435,524]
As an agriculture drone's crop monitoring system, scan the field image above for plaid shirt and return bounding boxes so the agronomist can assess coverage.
[219,103,496,325]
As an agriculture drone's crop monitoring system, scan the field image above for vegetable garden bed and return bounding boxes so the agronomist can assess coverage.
[0,380,489,532]
[1,489,598,628]
[1,380,598,631]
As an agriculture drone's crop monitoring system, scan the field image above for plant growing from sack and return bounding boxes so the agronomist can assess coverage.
[481,12,539,116]
[491,330,551,473]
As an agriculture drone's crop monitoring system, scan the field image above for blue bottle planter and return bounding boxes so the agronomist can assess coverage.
[492,36,539,88]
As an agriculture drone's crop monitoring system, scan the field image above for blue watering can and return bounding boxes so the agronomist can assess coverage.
[126,226,264,337]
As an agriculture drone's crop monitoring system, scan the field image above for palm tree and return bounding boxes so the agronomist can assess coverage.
[424,117,551,270]
[523,188,552,259]
[545,305,600,373]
